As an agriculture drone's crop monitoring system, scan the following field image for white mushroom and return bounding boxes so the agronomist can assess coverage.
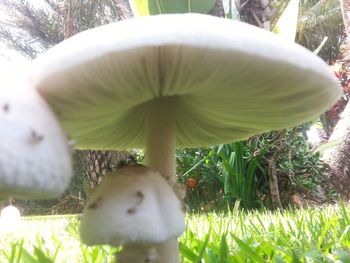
[80,164,185,262]
[0,205,21,221]
[0,71,72,199]
[28,14,341,261]
[0,205,21,233]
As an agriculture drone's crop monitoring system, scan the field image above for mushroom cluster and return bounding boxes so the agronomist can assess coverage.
[22,13,341,262]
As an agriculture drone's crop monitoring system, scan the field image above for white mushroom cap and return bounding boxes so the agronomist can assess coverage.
[79,165,185,246]
[0,205,21,232]
[0,73,72,199]
[0,205,21,221]
[29,14,342,150]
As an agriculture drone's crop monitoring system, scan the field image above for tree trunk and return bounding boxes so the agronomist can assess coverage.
[323,0,350,199]
[63,0,74,38]
[324,102,350,198]
[267,152,282,209]
[208,0,225,17]
[114,0,133,20]
[340,0,350,35]
[235,0,272,29]
[87,150,129,187]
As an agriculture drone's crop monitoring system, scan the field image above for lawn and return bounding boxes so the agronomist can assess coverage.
[1,204,350,262]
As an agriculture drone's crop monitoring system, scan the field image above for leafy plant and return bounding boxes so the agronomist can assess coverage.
[177,142,266,211]
[216,142,265,209]
[272,0,344,61]
[177,147,223,212]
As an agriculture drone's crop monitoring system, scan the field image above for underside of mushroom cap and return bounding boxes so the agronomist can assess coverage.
[0,74,72,199]
[30,13,342,150]
[80,165,185,246]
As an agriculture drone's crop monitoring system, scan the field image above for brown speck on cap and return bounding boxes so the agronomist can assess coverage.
[2,104,9,113]
[30,130,44,143]
[87,197,103,210]
[127,191,144,214]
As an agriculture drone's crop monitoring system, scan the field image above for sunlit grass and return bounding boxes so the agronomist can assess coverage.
[1,204,350,262]
[181,204,350,262]
[0,215,115,262]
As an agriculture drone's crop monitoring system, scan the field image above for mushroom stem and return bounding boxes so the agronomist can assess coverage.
[145,100,176,182]
[144,99,179,263]
[116,244,160,263]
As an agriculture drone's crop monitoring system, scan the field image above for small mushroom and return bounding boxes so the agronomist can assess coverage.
[80,165,185,262]
[0,205,21,221]
[29,14,341,261]
[0,71,72,199]
[0,205,21,233]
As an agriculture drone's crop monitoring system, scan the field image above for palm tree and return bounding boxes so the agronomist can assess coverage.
[297,0,343,60]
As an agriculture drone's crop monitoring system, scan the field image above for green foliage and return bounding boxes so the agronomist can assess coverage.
[251,126,328,204]
[273,0,344,61]
[177,147,223,212]
[178,124,327,210]
[130,0,216,16]
[2,204,350,262]
[273,0,300,42]
[216,142,265,209]
[177,142,265,211]
[274,128,326,193]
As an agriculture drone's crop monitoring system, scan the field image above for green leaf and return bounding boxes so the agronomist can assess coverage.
[17,239,24,263]
[130,0,216,16]
[313,139,341,153]
[232,235,265,263]
[273,0,300,42]
[317,218,336,249]
[34,247,53,263]
[179,242,198,261]
[196,229,211,262]
[90,247,101,261]
[21,249,38,263]
[313,37,328,55]
[218,233,229,262]
[274,255,286,263]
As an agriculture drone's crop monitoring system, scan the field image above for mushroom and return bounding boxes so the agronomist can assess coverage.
[0,205,21,223]
[79,164,185,262]
[0,70,72,199]
[0,205,21,233]
[27,14,341,262]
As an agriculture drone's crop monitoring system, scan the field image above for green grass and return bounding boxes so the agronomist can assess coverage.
[1,204,350,262]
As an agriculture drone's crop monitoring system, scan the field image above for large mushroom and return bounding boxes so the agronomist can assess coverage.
[27,14,341,262]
